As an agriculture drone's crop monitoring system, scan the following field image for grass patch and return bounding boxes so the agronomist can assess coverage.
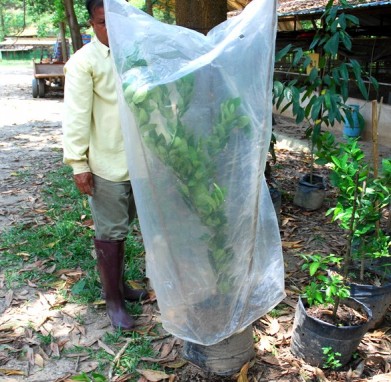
[0,164,146,303]
[0,164,163,381]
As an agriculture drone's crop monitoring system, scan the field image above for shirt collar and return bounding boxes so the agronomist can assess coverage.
[93,36,110,58]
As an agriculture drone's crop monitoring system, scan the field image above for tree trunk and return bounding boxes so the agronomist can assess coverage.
[63,0,83,53]
[175,0,227,35]
[59,21,68,62]
[145,0,153,16]
[0,1,5,41]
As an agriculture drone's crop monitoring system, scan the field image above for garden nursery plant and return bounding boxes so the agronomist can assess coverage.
[290,135,390,367]
[273,0,378,210]
[325,136,391,328]
[124,71,250,293]
[105,0,285,375]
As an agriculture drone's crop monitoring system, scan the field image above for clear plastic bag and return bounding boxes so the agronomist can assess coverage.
[105,0,285,345]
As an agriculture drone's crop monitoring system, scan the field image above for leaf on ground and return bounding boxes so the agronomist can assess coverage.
[27,346,34,366]
[79,360,99,373]
[34,353,44,367]
[56,269,83,278]
[266,317,280,336]
[98,340,116,356]
[50,342,60,357]
[372,373,391,381]
[314,367,329,382]
[282,297,297,308]
[282,240,303,249]
[0,367,25,375]
[141,349,177,364]
[15,252,30,261]
[160,338,176,358]
[256,335,274,352]
[0,337,15,344]
[0,352,10,366]
[136,369,170,381]
[261,355,280,366]
[113,374,136,382]
[45,263,57,274]
[162,359,187,369]
[46,240,60,248]
[281,217,297,226]
[127,280,146,290]
[81,219,94,227]
[236,362,249,382]
[73,323,86,336]
[33,208,47,214]
[134,325,156,336]
[277,313,294,323]
[4,290,13,308]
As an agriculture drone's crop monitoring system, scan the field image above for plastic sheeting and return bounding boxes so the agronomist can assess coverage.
[105,0,285,346]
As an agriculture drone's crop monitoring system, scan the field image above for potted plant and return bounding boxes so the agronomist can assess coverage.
[291,135,390,367]
[325,137,391,329]
[105,0,285,375]
[273,0,378,210]
[290,252,372,367]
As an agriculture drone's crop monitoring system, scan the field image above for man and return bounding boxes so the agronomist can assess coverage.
[62,0,147,331]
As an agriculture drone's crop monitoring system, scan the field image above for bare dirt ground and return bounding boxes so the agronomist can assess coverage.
[0,64,390,382]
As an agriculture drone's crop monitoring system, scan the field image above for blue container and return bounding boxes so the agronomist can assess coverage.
[343,104,361,137]
[81,34,92,45]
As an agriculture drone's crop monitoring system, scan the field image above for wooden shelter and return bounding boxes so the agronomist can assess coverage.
[277,1,391,104]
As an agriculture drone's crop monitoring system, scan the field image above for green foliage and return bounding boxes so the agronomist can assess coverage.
[301,136,390,321]
[122,53,251,293]
[327,138,390,270]
[71,372,106,382]
[273,0,378,161]
[301,254,350,307]
[382,158,391,185]
[322,346,342,369]
[0,0,88,42]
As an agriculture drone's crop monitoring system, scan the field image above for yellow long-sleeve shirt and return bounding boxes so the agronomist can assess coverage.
[62,38,129,182]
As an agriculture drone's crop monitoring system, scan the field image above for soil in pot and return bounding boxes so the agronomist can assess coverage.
[331,265,391,330]
[293,174,326,211]
[290,297,372,367]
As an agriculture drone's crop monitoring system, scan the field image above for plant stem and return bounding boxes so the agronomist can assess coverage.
[333,171,360,322]
[343,171,360,280]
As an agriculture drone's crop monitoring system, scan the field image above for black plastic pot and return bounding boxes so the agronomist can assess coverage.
[269,186,282,226]
[182,325,255,376]
[290,297,372,367]
[293,174,326,211]
[350,281,391,329]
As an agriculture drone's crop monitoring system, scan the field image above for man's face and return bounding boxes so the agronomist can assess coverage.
[90,6,109,47]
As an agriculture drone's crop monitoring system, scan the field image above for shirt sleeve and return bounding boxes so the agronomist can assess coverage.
[62,52,94,175]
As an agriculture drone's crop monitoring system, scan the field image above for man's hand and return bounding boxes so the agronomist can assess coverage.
[74,172,94,196]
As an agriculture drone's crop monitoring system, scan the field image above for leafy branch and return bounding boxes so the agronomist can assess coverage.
[123,64,251,292]
[273,0,379,176]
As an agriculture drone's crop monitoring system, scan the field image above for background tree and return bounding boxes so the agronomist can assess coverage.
[0,0,25,40]
[175,0,227,34]
[63,0,83,52]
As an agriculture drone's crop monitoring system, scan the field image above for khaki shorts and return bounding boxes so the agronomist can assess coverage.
[88,175,136,240]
